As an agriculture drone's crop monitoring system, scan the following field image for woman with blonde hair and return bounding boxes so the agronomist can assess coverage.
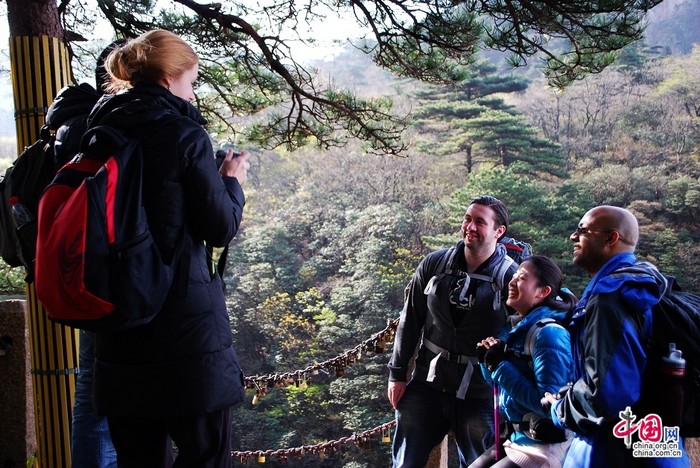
[86,29,250,466]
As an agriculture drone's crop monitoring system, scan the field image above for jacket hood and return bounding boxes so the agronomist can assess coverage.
[87,82,207,132]
[46,83,99,130]
[579,253,667,313]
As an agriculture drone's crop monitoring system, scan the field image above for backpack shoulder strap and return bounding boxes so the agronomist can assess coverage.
[493,254,514,314]
[523,318,565,361]
[423,246,458,295]
[467,254,515,314]
[440,246,459,276]
[494,254,514,293]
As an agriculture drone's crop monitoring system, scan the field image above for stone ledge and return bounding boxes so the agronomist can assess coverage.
[0,299,36,466]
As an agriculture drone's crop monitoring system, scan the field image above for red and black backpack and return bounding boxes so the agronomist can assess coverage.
[35,120,182,332]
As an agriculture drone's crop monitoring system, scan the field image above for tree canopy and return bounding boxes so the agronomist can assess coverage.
[2,2,698,465]
[24,0,668,156]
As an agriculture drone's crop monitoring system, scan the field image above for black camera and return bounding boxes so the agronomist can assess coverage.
[215,144,242,169]
[214,149,226,169]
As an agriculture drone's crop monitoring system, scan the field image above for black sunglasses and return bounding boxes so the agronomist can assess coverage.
[574,226,613,236]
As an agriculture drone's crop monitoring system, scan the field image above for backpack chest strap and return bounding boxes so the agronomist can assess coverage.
[422,338,479,399]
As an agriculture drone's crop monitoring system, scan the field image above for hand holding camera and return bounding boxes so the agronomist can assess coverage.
[217,146,251,183]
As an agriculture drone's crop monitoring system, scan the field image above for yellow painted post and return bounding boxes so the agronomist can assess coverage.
[9,35,78,468]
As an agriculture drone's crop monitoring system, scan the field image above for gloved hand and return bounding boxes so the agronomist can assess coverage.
[483,340,507,371]
[541,394,554,413]
[476,343,488,364]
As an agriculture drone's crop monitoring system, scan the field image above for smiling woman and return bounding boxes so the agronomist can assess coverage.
[473,255,577,468]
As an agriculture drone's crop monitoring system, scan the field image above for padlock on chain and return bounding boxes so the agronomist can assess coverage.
[375,338,386,353]
[381,427,392,443]
[252,388,263,405]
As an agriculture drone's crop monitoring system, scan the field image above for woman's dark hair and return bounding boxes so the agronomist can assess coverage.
[469,195,509,237]
[95,39,128,95]
[522,255,577,313]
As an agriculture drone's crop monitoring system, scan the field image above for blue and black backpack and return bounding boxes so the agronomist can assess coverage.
[617,263,700,437]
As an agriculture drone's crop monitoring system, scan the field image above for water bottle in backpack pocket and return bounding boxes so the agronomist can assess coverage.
[657,343,686,428]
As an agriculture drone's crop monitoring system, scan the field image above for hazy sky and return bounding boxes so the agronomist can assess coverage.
[0,2,353,141]
[1,7,11,112]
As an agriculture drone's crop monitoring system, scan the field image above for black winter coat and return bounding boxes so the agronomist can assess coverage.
[86,83,246,418]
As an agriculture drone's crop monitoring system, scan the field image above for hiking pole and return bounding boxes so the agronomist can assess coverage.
[493,383,500,461]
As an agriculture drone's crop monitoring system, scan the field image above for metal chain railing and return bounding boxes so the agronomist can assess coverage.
[232,420,396,463]
[232,317,402,462]
[244,318,400,404]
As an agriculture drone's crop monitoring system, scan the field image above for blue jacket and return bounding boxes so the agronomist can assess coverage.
[554,253,688,467]
[88,83,246,418]
[388,240,517,398]
[481,305,573,446]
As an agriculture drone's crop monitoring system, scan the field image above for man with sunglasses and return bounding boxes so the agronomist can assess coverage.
[545,205,689,467]
[387,195,518,467]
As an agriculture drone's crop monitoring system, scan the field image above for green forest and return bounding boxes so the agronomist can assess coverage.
[221,44,699,466]
[1,3,699,466]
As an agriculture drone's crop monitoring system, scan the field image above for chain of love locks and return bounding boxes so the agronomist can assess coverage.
[244,318,399,403]
[231,420,396,463]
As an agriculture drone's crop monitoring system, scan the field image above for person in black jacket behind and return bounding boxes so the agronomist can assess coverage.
[46,40,125,468]
[86,29,250,467]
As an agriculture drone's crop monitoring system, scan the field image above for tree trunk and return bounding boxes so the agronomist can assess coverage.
[7,0,62,38]
[466,144,473,174]
[5,2,78,467]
